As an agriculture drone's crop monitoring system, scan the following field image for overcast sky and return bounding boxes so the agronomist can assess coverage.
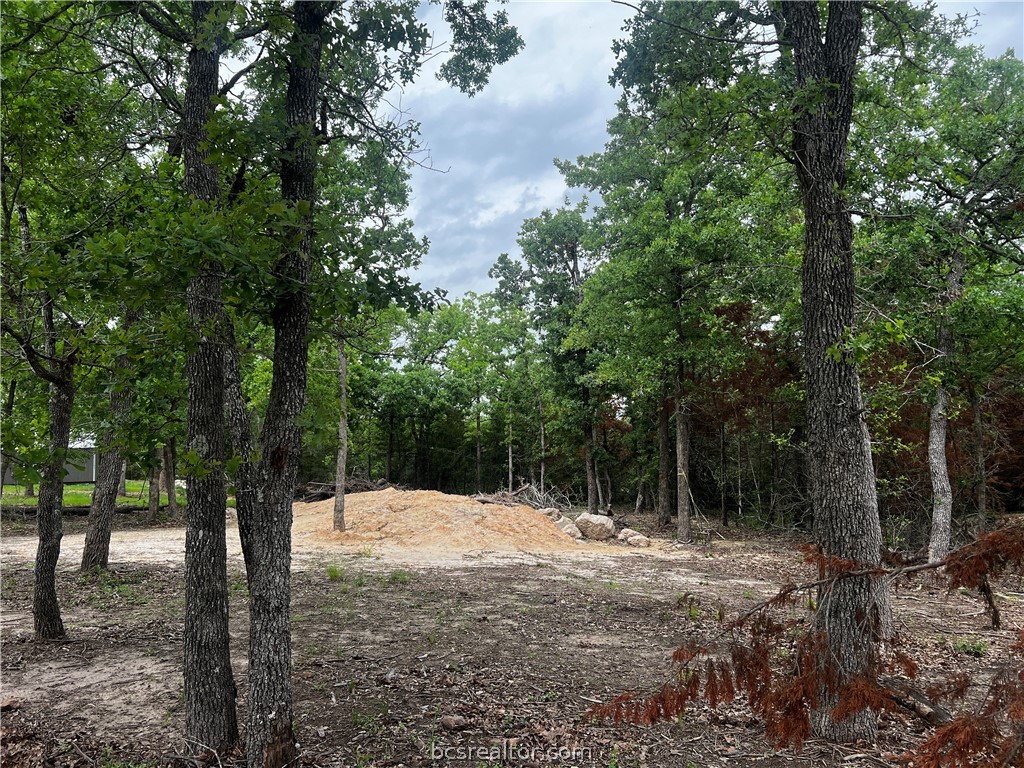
[393,1,1024,300]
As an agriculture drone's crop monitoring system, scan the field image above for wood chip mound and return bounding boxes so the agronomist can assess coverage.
[292,488,581,552]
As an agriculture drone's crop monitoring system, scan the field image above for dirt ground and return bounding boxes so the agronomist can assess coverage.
[1,493,1021,768]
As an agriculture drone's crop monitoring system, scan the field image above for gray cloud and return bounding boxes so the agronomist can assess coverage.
[398,1,1023,300]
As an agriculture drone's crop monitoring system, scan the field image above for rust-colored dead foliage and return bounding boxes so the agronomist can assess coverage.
[905,715,1004,768]
[587,526,1024,761]
[945,524,1024,590]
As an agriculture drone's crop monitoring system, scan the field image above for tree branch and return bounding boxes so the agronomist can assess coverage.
[136,1,190,45]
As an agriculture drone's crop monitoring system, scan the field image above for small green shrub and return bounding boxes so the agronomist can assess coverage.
[389,570,411,584]
[953,636,988,657]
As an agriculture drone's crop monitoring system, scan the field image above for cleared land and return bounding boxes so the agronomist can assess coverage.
[1,491,1020,767]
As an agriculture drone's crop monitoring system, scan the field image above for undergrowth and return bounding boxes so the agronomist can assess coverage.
[588,523,1024,767]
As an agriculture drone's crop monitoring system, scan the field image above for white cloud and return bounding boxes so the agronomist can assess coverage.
[471,170,568,228]
[398,1,1021,300]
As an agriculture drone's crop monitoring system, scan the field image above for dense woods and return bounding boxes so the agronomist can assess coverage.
[1,0,1023,764]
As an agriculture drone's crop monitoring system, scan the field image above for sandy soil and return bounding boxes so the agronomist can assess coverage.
[1,493,1021,768]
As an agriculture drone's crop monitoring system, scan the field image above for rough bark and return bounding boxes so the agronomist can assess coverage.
[475,393,482,494]
[238,6,324,765]
[971,385,988,531]
[14,204,72,639]
[507,415,513,491]
[591,421,604,511]
[538,395,546,495]
[584,423,599,515]
[927,387,952,561]
[223,336,256,568]
[82,310,137,570]
[674,367,691,541]
[778,0,889,743]
[0,378,16,487]
[36,371,73,640]
[82,437,124,571]
[81,393,132,570]
[927,252,964,563]
[720,421,728,528]
[334,335,348,532]
[147,454,161,522]
[180,0,238,755]
[385,413,394,482]
[657,389,672,527]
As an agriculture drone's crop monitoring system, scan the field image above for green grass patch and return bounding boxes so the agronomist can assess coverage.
[0,480,185,510]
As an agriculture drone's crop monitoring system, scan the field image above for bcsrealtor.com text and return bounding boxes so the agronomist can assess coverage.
[429,741,593,763]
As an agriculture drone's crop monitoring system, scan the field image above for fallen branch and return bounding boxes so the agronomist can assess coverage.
[879,674,953,726]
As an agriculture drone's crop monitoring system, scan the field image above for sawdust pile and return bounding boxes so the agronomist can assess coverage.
[292,488,580,552]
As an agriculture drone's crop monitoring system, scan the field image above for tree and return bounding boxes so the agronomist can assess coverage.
[605,0,977,741]
[174,0,241,753]
[849,37,1024,553]
[560,77,771,538]
[313,139,429,529]
[772,2,888,741]
[81,307,140,570]
[492,202,603,511]
[1,1,150,637]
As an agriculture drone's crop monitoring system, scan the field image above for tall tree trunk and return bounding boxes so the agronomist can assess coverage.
[970,385,988,531]
[927,251,964,563]
[180,0,238,754]
[507,413,513,491]
[334,335,348,531]
[82,351,134,570]
[385,412,394,482]
[475,390,482,494]
[538,395,546,495]
[36,374,73,639]
[118,459,127,497]
[927,386,952,561]
[779,1,889,743]
[224,334,255,563]
[147,455,161,522]
[0,378,16,487]
[82,441,122,571]
[238,6,323,764]
[17,204,73,640]
[592,421,604,511]
[584,424,599,515]
[657,390,672,527]
[674,366,691,541]
[719,420,728,528]
[163,440,178,517]
[769,400,779,525]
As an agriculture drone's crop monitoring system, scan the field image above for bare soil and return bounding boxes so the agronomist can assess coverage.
[1,492,1021,768]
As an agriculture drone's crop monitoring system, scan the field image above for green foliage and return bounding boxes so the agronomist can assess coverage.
[951,636,988,657]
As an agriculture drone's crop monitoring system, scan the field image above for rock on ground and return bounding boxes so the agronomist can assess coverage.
[616,527,651,547]
[554,516,583,540]
[575,513,615,541]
